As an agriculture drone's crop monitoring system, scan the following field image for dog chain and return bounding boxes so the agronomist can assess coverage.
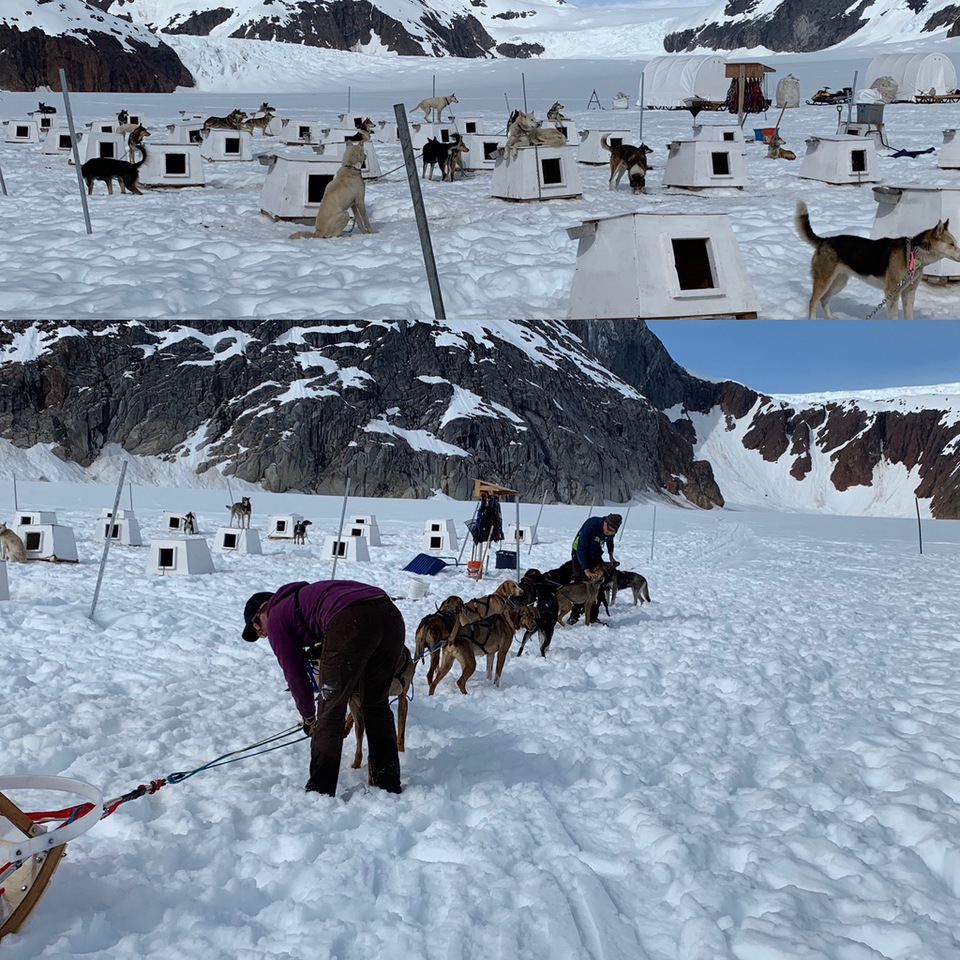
[864,245,919,320]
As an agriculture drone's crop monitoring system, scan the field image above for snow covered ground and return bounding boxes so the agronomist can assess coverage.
[2,478,960,960]
[5,46,960,319]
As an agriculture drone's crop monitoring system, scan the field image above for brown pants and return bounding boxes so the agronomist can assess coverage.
[306,597,405,796]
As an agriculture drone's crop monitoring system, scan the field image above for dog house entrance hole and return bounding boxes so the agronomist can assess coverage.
[223,533,238,549]
[608,137,623,148]
[851,149,866,173]
[275,520,287,532]
[59,135,71,148]
[332,541,347,557]
[108,524,120,539]
[723,132,735,141]
[350,527,364,537]
[16,126,28,138]
[189,130,202,144]
[165,153,187,175]
[225,137,241,155]
[353,118,365,129]
[710,151,730,176]
[40,118,52,129]
[18,515,31,526]
[298,126,311,140]
[672,238,716,291]
[541,157,563,185]
[25,532,42,551]
[556,125,569,139]
[429,536,443,549]
[307,174,334,204]
[483,142,500,160]
[465,121,478,133]
[168,517,181,529]
[158,547,175,569]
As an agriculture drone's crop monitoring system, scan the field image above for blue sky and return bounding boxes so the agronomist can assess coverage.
[647,321,960,394]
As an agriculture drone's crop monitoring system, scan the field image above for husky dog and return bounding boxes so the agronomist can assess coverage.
[414,596,465,687]
[183,511,197,535]
[0,523,27,562]
[81,144,147,196]
[547,101,570,123]
[766,133,796,161]
[117,123,151,162]
[515,568,560,658]
[610,571,652,607]
[117,109,129,125]
[293,519,312,544]
[505,111,567,158]
[289,141,376,239]
[444,579,524,649]
[227,497,252,529]
[37,102,57,115]
[202,109,247,133]
[601,135,652,193]
[421,134,469,181]
[795,200,960,318]
[344,119,376,141]
[241,103,275,135]
[414,93,458,123]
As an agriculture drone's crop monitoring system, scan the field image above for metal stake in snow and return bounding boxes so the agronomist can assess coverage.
[638,74,645,142]
[916,497,924,555]
[585,499,595,522]
[522,72,528,111]
[12,476,17,511]
[515,496,521,572]
[330,477,351,581]
[847,71,858,126]
[347,86,352,114]
[394,104,445,320]
[0,162,7,197]
[432,75,436,99]
[226,476,235,507]
[128,482,134,513]
[59,68,92,236]
[649,505,657,563]
[89,461,127,620]
[531,490,547,555]
[618,504,631,542]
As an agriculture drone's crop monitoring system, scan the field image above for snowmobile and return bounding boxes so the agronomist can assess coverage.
[806,86,852,106]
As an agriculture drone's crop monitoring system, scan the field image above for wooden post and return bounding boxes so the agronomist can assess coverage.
[89,461,127,620]
[330,477,351,580]
[59,68,92,235]
[0,162,7,197]
[737,64,746,127]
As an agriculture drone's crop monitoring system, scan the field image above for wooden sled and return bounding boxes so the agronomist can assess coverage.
[0,777,103,942]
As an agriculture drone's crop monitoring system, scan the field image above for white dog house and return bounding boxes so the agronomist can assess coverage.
[939,129,960,169]
[267,514,303,539]
[377,121,399,143]
[567,211,760,320]
[692,122,746,152]
[280,120,323,145]
[180,111,206,121]
[139,143,205,188]
[166,121,205,145]
[42,129,74,154]
[461,134,507,171]
[346,515,382,546]
[322,535,370,562]
[872,185,960,281]
[4,120,40,144]
[32,113,59,134]
[96,514,143,546]
[259,153,342,221]
[491,145,583,201]
[214,526,262,554]
[662,139,748,190]
[146,537,214,576]
[799,135,879,185]
[315,138,382,178]
[267,115,296,137]
[454,117,485,137]
[422,519,458,551]
[77,131,127,164]
[13,510,57,526]
[14,524,79,563]
[0,561,8,601]
[162,512,200,534]
[201,129,253,162]
[578,129,632,165]
[409,122,457,150]
[506,523,538,545]
[339,113,375,130]
[641,54,729,109]
[88,119,117,134]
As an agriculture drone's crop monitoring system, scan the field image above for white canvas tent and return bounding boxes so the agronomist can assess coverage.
[641,55,729,109]
[566,212,759,320]
[865,53,957,100]
[871,185,960,281]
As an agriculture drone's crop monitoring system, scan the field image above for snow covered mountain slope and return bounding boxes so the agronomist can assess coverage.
[0,0,193,92]
[665,0,960,54]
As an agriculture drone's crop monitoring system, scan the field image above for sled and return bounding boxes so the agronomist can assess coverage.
[0,777,103,941]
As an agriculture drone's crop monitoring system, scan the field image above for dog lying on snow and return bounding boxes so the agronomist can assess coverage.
[289,140,376,239]
[601,134,652,193]
[795,200,960,319]
[766,134,796,161]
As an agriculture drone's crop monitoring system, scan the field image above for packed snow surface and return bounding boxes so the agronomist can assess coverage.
[2,478,960,960]
[5,45,960,319]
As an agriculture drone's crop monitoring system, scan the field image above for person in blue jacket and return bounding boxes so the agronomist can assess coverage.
[571,513,622,582]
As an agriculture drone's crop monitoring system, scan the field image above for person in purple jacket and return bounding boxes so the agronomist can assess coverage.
[242,580,405,796]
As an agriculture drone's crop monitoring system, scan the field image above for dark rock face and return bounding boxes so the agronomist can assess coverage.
[0,24,193,92]
[924,4,960,31]
[0,320,722,509]
[163,7,235,35]
[495,41,544,58]
[664,0,874,53]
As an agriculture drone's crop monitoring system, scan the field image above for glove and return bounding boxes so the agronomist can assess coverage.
[301,717,316,736]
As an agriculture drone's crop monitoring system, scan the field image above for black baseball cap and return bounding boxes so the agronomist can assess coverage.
[242,592,274,642]
[604,513,623,531]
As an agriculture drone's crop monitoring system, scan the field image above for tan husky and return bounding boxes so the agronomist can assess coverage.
[415,93,458,122]
[795,200,960,319]
[290,141,376,239]
[0,523,27,562]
